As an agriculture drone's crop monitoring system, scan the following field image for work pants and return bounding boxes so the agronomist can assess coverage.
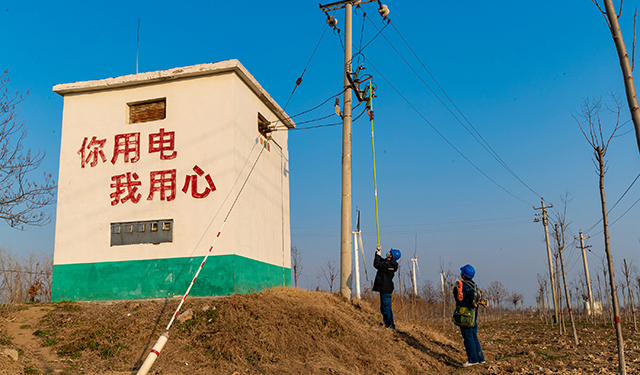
[460,322,484,364]
[379,292,395,329]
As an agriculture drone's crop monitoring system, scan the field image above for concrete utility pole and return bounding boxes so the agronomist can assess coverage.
[577,231,595,319]
[319,0,388,300]
[535,198,559,328]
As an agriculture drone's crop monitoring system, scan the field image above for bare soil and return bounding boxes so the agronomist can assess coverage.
[1,289,639,374]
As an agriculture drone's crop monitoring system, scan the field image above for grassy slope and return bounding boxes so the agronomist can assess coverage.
[0,288,462,375]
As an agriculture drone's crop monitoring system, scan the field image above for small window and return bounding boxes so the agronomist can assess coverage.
[258,113,272,137]
[129,98,166,124]
[151,223,158,232]
[163,222,171,231]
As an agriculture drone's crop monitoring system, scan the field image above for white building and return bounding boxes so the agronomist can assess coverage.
[52,60,294,301]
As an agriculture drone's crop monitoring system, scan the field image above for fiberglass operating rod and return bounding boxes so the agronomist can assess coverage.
[367,80,381,250]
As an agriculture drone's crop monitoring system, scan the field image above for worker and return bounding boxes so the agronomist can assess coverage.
[453,264,485,367]
[373,247,401,330]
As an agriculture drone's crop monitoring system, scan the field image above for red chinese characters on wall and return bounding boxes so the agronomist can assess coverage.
[149,128,177,160]
[78,129,217,205]
[182,165,217,199]
[78,136,107,168]
[111,132,140,164]
[110,172,142,205]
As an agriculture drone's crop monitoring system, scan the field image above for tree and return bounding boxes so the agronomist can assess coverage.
[593,0,640,155]
[321,259,338,293]
[419,279,439,304]
[575,93,626,373]
[509,291,524,311]
[486,280,508,311]
[291,245,303,288]
[0,70,56,228]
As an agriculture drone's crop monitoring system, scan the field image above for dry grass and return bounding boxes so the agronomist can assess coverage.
[13,287,463,374]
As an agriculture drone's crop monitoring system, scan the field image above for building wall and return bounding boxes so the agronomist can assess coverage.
[53,70,291,301]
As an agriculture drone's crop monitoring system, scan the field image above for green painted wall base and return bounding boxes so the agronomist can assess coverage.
[52,255,291,301]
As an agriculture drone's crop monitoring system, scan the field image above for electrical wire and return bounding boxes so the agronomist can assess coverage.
[283,25,331,111]
[273,88,347,130]
[0,269,51,276]
[363,56,534,206]
[584,171,640,234]
[590,195,640,237]
[292,216,532,237]
[290,105,368,131]
[369,16,543,200]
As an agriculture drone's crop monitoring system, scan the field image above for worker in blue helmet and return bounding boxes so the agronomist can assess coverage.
[453,264,485,367]
[373,246,401,329]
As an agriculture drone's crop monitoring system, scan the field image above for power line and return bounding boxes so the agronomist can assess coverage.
[290,104,368,131]
[362,56,534,206]
[584,171,640,234]
[0,269,51,276]
[283,24,331,111]
[293,214,532,229]
[366,16,542,200]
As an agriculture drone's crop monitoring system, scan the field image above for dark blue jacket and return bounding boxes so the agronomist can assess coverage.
[372,253,398,294]
[453,279,478,309]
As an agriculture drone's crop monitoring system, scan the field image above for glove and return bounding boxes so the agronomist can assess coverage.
[375,245,381,257]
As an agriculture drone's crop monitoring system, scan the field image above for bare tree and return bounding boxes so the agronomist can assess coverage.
[0,70,56,228]
[321,259,338,293]
[575,94,627,373]
[593,0,640,155]
[291,245,303,288]
[623,259,637,331]
[536,273,549,325]
[486,281,508,311]
[0,248,52,304]
[419,279,439,304]
[509,291,524,311]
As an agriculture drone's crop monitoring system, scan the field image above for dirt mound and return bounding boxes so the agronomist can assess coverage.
[0,288,461,374]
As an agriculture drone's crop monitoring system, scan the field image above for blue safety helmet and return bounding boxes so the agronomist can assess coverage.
[389,248,401,261]
[460,264,475,279]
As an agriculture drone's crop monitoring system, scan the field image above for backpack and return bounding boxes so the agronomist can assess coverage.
[452,280,481,328]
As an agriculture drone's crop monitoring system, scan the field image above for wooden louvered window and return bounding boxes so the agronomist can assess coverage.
[129,98,166,124]
[258,113,272,137]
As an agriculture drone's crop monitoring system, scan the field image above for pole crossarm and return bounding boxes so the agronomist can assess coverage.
[319,0,377,12]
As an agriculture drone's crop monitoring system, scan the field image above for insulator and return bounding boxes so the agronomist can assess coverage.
[378,4,389,18]
[326,15,338,28]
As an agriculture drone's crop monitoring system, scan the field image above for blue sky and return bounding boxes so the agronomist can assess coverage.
[2,1,640,306]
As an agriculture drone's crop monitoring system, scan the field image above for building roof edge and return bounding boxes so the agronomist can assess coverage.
[52,59,295,129]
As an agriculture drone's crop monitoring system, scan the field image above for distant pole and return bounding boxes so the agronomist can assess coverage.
[411,259,418,297]
[577,231,595,321]
[535,198,559,328]
[136,18,140,74]
[440,271,445,327]
[353,229,361,299]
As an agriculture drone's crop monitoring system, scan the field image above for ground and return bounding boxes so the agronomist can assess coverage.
[0,289,639,374]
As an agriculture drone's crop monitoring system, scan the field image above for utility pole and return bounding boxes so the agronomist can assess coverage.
[576,231,595,320]
[319,0,390,300]
[534,198,559,328]
[440,271,446,328]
